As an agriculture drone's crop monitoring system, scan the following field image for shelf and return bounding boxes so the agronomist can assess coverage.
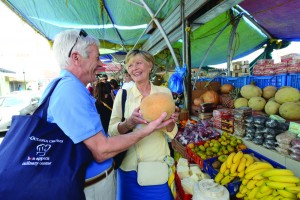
[242,138,300,177]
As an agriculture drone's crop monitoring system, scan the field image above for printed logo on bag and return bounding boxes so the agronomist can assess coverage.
[22,136,64,166]
[36,144,51,156]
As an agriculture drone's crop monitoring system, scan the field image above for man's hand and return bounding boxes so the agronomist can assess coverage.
[142,112,170,134]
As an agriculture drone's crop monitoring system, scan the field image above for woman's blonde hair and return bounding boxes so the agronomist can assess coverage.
[125,50,155,69]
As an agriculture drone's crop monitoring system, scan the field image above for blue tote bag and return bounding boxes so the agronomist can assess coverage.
[0,78,93,200]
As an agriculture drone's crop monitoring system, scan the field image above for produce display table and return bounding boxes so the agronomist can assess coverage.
[242,138,300,177]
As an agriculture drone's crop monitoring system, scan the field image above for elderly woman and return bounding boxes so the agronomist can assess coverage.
[108,50,179,200]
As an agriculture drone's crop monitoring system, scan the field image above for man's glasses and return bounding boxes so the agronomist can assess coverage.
[68,29,88,57]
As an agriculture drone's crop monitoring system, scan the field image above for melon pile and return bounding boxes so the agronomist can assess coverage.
[234,84,300,120]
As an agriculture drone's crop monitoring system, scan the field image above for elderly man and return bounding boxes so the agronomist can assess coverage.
[0,29,173,200]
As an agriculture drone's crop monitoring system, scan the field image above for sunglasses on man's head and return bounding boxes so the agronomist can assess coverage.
[68,29,88,57]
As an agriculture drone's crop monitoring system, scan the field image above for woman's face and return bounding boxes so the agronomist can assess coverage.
[126,55,152,83]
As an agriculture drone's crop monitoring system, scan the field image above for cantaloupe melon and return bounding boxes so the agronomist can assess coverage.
[140,92,175,122]
[234,98,248,108]
[265,100,280,115]
[275,87,300,104]
[279,102,300,120]
[263,86,277,99]
[248,97,266,111]
[240,85,262,99]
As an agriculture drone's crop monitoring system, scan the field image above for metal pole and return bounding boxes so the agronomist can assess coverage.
[181,0,189,109]
[139,0,180,67]
[192,19,232,90]
[227,14,242,76]
[23,71,26,90]
[181,0,186,65]
[186,20,192,114]
[131,0,168,50]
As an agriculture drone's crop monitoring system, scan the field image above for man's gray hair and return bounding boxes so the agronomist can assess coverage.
[52,29,100,69]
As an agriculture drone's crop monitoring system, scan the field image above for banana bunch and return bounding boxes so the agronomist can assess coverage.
[236,159,274,199]
[261,169,300,199]
[237,168,300,199]
[214,151,246,185]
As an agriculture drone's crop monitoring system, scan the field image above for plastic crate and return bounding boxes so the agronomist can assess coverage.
[220,76,249,88]
[197,77,222,83]
[251,74,287,88]
[203,148,286,196]
[186,141,206,169]
[287,73,300,90]
[175,172,192,200]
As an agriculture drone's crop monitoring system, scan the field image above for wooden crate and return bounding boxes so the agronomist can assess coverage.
[172,139,187,158]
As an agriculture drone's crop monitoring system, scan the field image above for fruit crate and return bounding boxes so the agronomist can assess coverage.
[175,172,192,200]
[220,76,250,88]
[172,138,188,159]
[203,148,286,196]
[186,141,206,169]
[287,73,300,90]
[197,77,222,83]
[251,74,287,88]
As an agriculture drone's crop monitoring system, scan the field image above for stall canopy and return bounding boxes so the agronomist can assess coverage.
[3,0,300,68]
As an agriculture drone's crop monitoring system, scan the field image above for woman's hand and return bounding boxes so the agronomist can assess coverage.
[169,106,180,123]
[164,106,180,132]
[126,107,148,129]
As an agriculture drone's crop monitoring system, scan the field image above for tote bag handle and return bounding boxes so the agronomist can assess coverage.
[33,78,62,119]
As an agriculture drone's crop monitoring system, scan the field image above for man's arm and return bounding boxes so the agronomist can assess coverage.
[84,112,174,162]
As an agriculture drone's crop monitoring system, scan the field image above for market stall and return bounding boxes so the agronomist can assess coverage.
[3,1,300,200]
[173,56,300,200]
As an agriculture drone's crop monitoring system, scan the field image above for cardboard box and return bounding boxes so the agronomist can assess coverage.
[194,81,221,91]
[192,81,221,102]
[179,109,189,121]
[199,112,213,120]
[191,105,200,117]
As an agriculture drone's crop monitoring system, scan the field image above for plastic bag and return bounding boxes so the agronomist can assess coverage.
[265,118,279,128]
[276,131,297,145]
[253,137,264,145]
[245,116,254,123]
[244,133,254,140]
[168,65,186,94]
[290,153,300,161]
[245,127,256,135]
[275,142,291,150]
[263,142,275,149]
[275,146,289,155]
[291,138,300,147]
[265,139,276,146]
[277,122,290,132]
[253,116,267,125]
[264,133,276,140]
[289,146,300,155]
[245,123,252,128]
